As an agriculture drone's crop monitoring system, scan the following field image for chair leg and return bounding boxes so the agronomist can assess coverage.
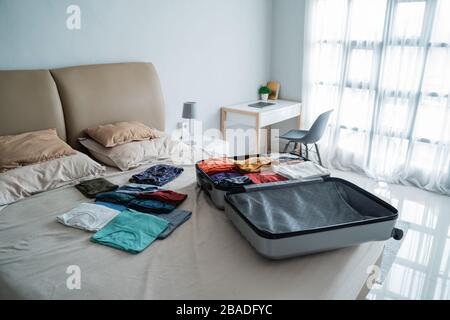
[283,142,291,153]
[293,143,299,156]
[305,144,309,160]
[315,143,323,166]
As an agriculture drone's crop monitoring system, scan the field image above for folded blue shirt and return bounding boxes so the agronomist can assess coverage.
[129,164,184,186]
[116,184,160,195]
[96,201,128,212]
[91,209,169,254]
[128,199,175,214]
[152,209,192,239]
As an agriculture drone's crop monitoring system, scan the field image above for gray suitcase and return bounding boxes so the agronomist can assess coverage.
[224,178,403,259]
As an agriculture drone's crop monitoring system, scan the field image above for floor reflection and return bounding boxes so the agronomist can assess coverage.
[332,170,450,300]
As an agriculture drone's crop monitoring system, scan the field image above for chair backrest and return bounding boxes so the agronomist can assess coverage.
[303,110,333,144]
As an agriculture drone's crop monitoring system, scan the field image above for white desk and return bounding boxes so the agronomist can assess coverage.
[221,100,302,154]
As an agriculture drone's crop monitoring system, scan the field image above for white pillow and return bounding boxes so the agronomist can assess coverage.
[78,135,193,171]
[0,152,105,206]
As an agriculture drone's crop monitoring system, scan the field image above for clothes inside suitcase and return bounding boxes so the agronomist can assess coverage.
[196,154,330,210]
[224,178,402,259]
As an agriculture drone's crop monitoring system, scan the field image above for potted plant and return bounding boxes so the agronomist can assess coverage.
[259,86,272,101]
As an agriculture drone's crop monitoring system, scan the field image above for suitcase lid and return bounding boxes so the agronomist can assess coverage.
[225,178,398,240]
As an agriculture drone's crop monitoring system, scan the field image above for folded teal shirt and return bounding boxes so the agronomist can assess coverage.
[96,192,135,205]
[91,209,169,254]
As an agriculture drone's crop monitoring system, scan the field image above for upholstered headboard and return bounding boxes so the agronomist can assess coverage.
[50,62,165,149]
[0,70,67,140]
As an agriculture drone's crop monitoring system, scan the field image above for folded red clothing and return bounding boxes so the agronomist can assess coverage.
[197,158,237,176]
[137,190,188,206]
[245,173,288,184]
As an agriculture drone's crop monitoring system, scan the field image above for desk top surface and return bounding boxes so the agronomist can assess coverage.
[223,99,301,114]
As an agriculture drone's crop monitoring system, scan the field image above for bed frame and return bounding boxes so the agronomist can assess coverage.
[0,62,165,149]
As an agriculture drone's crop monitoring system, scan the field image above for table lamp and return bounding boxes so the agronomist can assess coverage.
[182,102,197,145]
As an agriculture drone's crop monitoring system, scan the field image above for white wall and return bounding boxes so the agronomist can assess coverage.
[270,0,306,139]
[0,0,273,132]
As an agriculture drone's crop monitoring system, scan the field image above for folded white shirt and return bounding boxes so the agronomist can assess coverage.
[273,161,330,180]
[57,203,119,232]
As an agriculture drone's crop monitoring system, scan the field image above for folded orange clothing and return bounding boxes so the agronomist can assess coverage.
[235,157,272,173]
[245,172,288,184]
[197,158,237,176]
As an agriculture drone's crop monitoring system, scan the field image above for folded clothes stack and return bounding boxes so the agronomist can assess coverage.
[137,190,188,206]
[199,157,281,187]
[116,183,161,195]
[130,164,184,186]
[209,171,252,187]
[156,209,192,239]
[91,209,169,254]
[273,161,330,180]
[245,173,288,184]
[96,201,128,212]
[235,157,272,173]
[128,199,175,214]
[95,187,187,213]
[57,203,119,232]
[59,163,192,254]
[96,191,136,205]
[197,158,237,176]
[75,178,119,199]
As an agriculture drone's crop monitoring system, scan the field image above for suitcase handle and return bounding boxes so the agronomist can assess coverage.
[391,228,404,241]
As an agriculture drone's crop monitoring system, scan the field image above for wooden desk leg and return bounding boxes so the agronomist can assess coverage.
[296,114,302,155]
[267,125,272,154]
[220,109,227,140]
[255,114,261,155]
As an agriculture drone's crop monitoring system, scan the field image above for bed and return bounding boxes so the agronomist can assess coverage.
[0,62,384,299]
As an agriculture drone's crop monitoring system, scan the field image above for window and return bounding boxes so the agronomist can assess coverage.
[305,0,450,194]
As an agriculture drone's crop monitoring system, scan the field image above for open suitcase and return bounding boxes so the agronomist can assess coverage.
[224,178,403,259]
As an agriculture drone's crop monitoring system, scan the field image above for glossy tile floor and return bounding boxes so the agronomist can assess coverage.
[332,170,450,300]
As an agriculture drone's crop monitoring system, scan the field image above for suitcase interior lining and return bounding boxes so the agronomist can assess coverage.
[227,179,398,235]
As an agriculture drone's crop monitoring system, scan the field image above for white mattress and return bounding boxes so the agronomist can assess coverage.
[0,164,384,299]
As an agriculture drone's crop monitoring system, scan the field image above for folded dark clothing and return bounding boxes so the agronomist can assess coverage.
[116,184,160,195]
[210,171,241,183]
[137,190,188,206]
[128,199,176,214]
[75,178,118,199]
[129,164,184,186]
[217,176,253,188]
[154,209,192,239]
[96,192,136,205]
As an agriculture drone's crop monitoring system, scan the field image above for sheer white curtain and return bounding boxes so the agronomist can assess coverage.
[303,0,450,194]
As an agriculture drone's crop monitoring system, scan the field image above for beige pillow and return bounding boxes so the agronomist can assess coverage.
[85,121,160,148]
[0,151,105,206]
[78,135,193,171]
[0,129,76,173]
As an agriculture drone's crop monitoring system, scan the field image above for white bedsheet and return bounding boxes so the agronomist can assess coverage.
[0,164,384,300]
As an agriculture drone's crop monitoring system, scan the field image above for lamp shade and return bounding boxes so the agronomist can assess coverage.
[182,102,197,119]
